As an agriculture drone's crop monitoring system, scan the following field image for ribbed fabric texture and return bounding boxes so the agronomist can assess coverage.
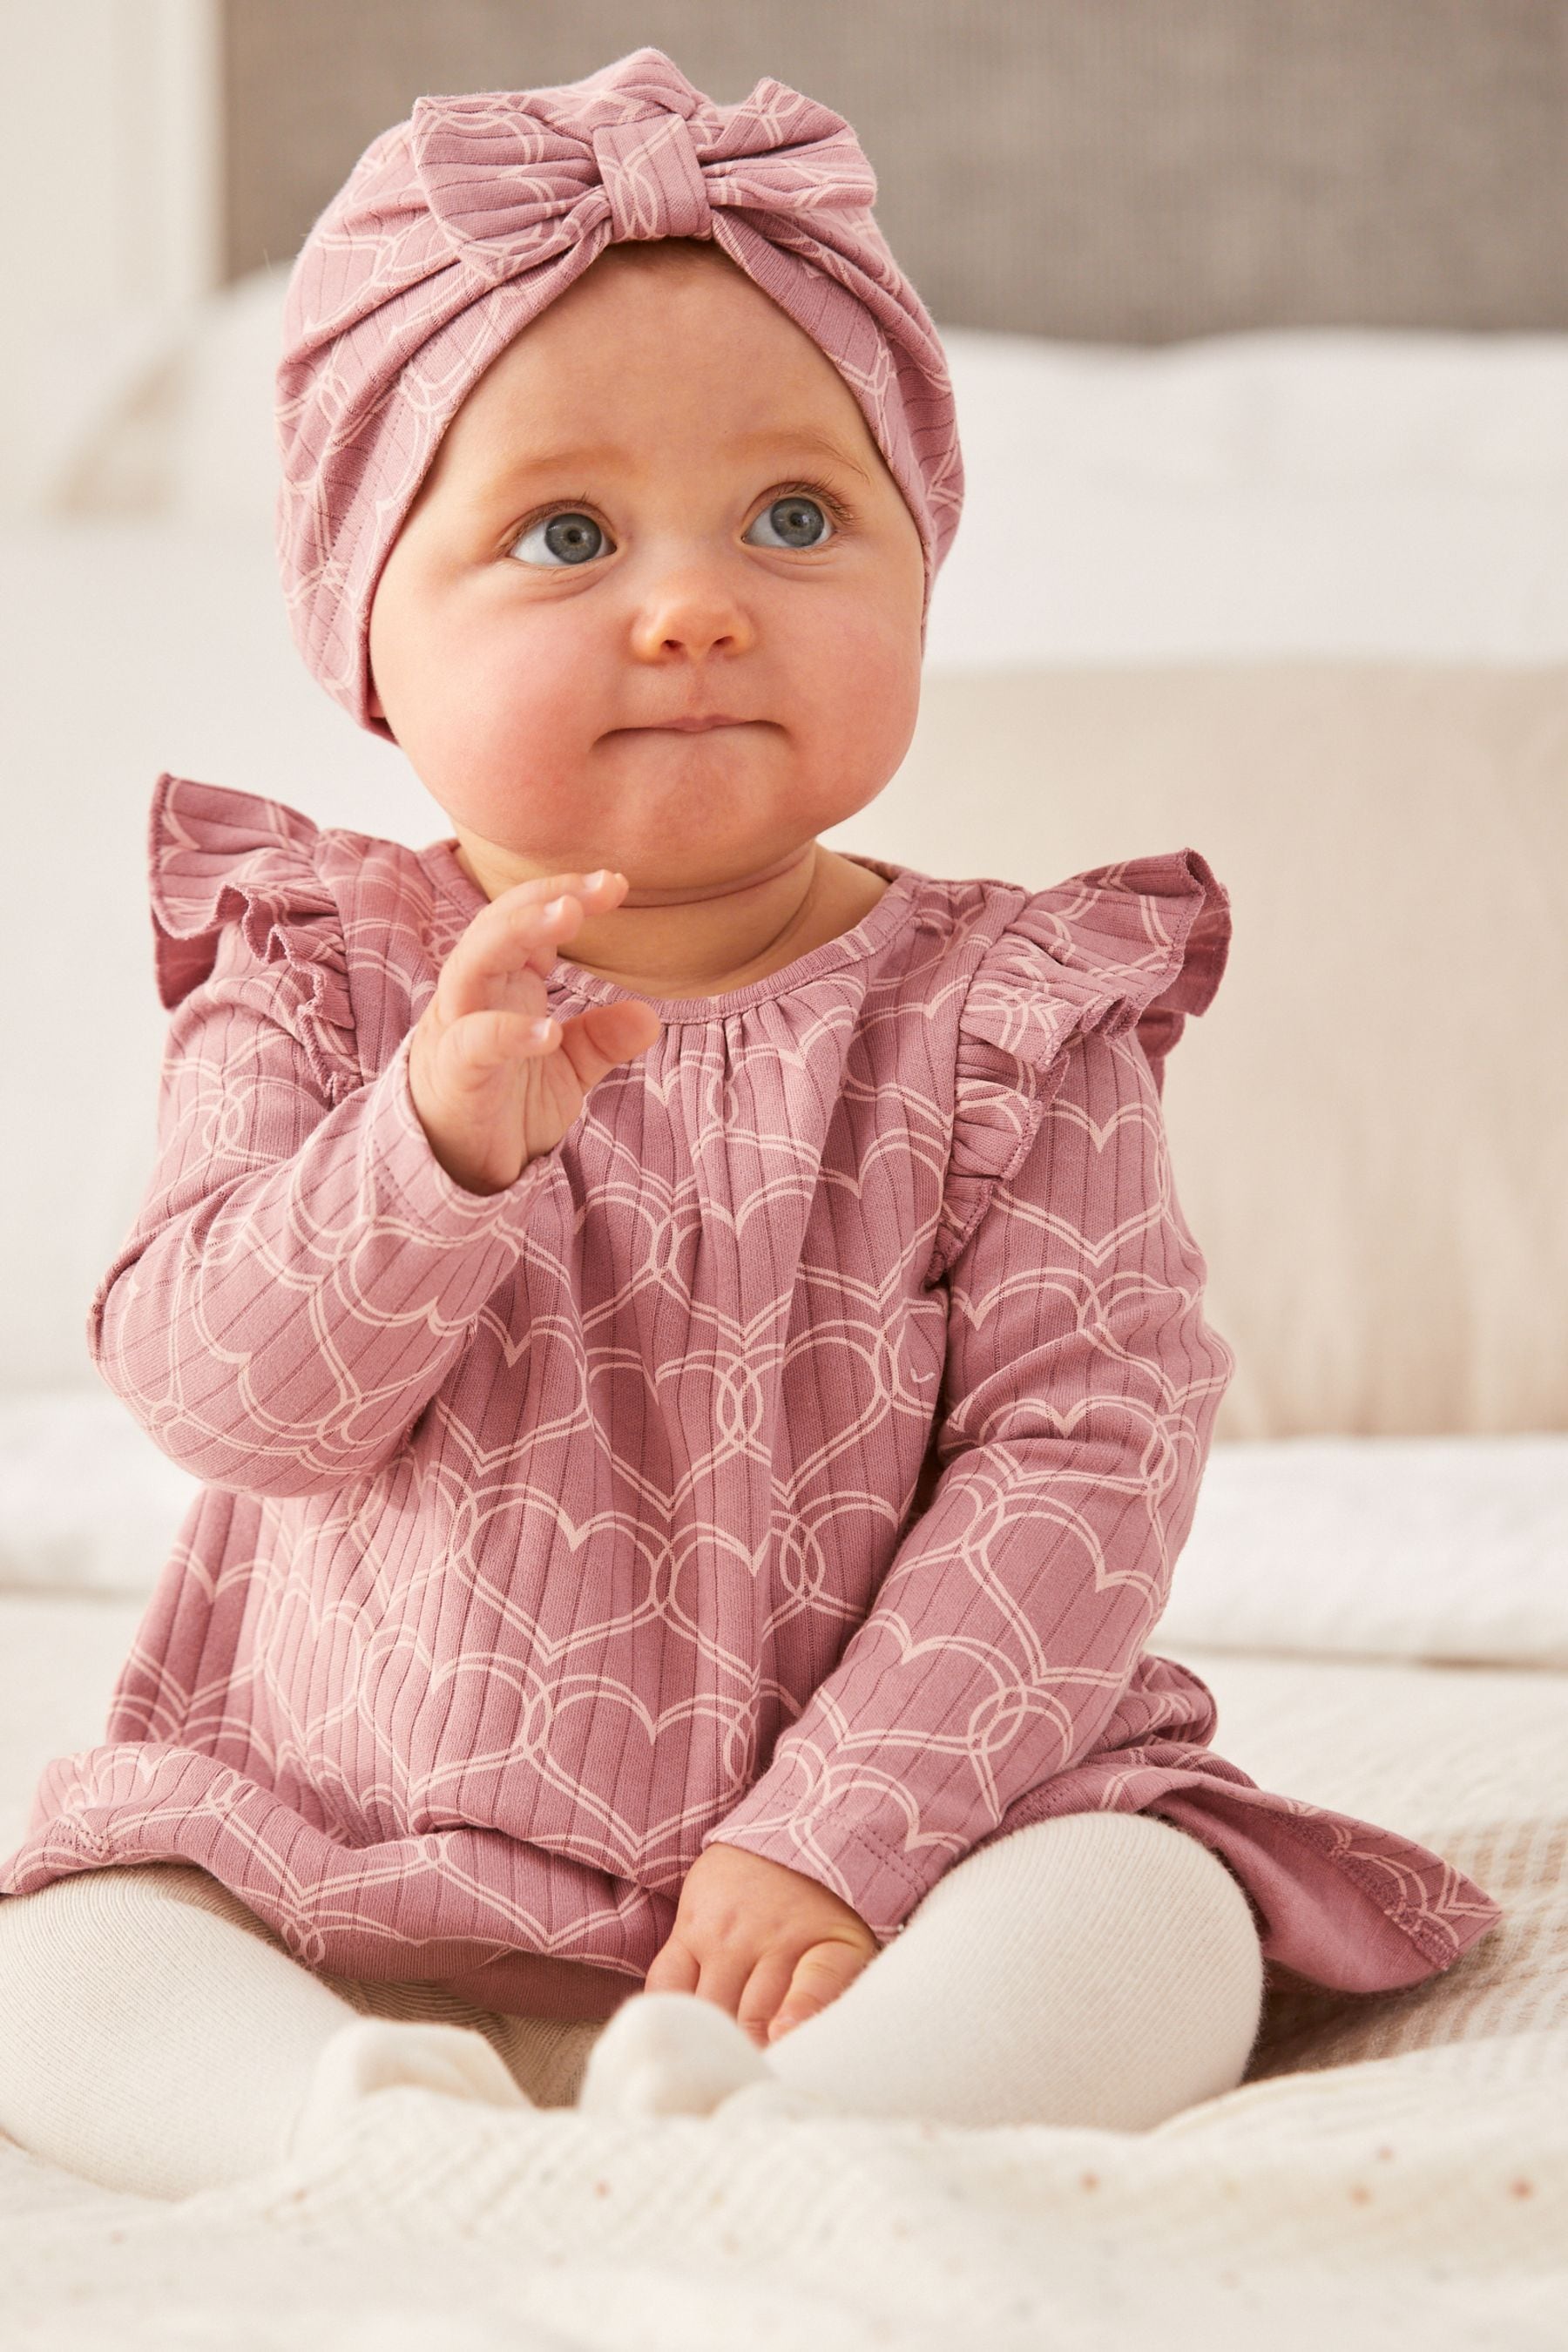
[0,776,1502,2017]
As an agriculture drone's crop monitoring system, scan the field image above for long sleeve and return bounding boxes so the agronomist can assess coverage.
[88,776,562,1498]
[704,851,1235,1938]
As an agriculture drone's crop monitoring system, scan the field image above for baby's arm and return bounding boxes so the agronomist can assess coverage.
[90,873,654,1497]
[702,1021,1235,1939]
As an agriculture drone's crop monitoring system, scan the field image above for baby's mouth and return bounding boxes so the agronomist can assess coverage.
[618,717,758,734]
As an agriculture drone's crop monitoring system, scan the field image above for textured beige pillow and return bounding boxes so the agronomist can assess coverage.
[839,663,1568,1438]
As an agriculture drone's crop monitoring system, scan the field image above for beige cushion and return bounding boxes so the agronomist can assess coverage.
[839,663,1568,1438]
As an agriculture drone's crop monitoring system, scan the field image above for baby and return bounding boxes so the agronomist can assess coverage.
[0,50,1500,2200]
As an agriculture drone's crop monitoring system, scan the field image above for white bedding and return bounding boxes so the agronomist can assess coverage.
[1,1426,1564,2342]
[1,1601,1561,2346]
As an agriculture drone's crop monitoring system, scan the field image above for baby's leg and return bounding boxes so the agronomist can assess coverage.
[580,1809,1265,2131]
[763,1810,1266,2127]
[0,1863,529,2199]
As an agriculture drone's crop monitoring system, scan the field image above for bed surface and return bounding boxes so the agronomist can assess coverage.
[2,1552,1563,2345]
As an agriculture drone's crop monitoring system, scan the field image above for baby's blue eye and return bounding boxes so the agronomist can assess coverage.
[509,511,611,567]
[745,495,835,551]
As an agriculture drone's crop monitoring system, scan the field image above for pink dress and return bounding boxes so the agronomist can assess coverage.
[0,776,1503,2021]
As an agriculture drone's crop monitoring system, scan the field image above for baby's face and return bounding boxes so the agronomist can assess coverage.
[367,241,925,896]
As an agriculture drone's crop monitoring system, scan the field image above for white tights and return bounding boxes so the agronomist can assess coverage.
[0,1810,1265,2200]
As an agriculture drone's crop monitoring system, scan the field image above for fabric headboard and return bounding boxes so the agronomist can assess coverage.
[222,0,1568,343]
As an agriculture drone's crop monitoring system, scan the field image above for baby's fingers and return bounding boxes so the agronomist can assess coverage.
[767,1940,874,2041]
[552,997,664,1090]
[443,1007,560,1082]
[443,871,625,1017]
[642,1935,701,1997]
[439,990,659,1091]
[734,1951,801,2048]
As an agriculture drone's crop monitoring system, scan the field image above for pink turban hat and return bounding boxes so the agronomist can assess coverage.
[274,45,963,742]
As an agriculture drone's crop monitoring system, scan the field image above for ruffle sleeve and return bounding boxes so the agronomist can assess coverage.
[147,772,360,1104]
[930,847,1231,1285]
[94,773,553,1497]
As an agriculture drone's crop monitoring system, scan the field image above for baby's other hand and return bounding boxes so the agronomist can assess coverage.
[643,1842,879,2046]
[409,869,663,1196]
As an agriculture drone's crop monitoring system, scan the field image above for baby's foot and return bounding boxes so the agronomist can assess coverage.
[287,2017,531,2159]
[575,1990,772,2119]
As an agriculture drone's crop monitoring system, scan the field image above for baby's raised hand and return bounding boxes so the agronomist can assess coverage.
[643,1842,880,2045]
[408,870,663,1196]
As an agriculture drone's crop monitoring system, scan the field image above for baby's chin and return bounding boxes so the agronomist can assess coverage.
[434,731,868,851]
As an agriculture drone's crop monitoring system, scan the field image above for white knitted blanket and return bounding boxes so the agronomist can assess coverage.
[1,2028,1558,2352]
[2,1640,1563,2348]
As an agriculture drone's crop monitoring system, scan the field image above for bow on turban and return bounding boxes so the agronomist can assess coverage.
[274,46,963,740]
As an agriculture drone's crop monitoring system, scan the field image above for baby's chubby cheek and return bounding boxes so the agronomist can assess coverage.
[375,581,922,841]
[801,591,922,747]
[432,622,598,799]
[368,587,594,816]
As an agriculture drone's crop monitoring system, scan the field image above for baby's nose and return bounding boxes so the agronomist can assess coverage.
[628,569,758,666]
